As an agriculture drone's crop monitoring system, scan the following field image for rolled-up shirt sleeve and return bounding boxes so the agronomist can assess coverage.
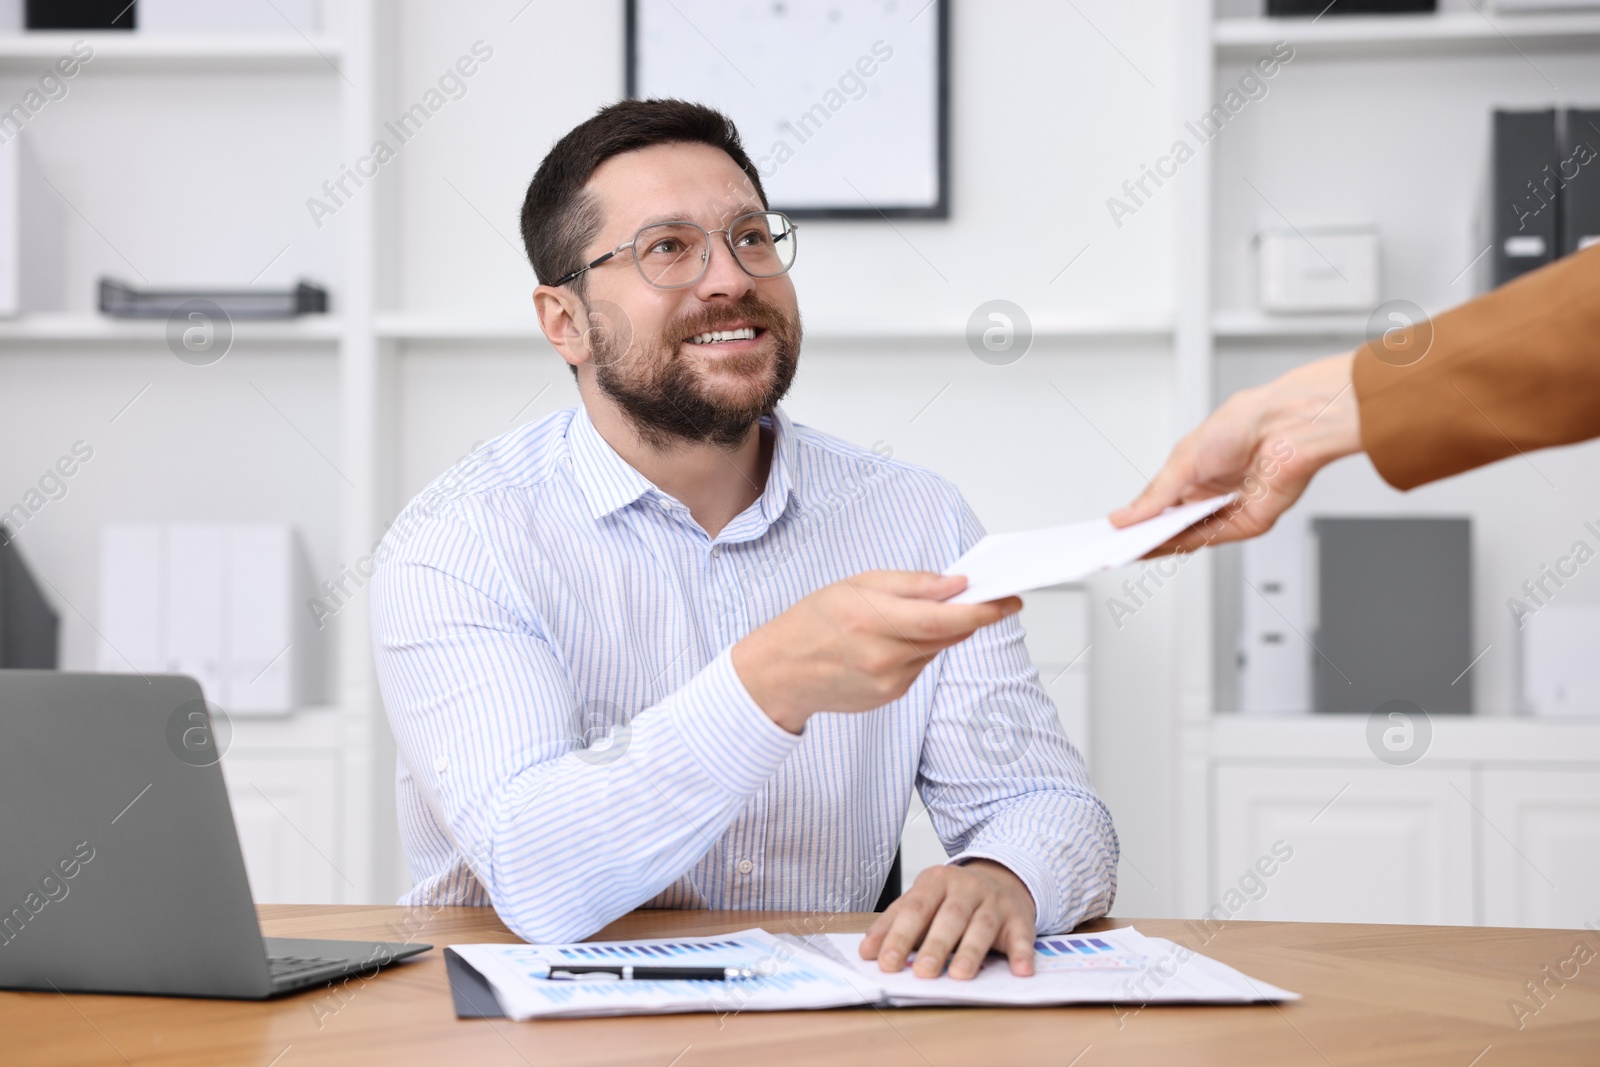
[371,503,800,944]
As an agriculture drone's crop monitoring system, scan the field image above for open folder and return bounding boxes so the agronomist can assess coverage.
[941,494,1237,604]
[445,926,1296,1020]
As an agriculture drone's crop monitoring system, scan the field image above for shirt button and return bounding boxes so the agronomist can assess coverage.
[737,859,754,875]
[434,755,448,774]
[711,544,723,558]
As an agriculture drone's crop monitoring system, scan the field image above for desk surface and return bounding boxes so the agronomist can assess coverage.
[2,906,1597,1066]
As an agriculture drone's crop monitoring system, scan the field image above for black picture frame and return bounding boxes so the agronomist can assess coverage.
[624,0,949,220]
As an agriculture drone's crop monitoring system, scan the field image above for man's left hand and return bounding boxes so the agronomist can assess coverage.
[858,859,1037,980]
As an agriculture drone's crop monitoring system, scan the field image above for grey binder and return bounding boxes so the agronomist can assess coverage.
[1560,108,1600,257]
[1493,109,1559,287]
[1311,517,1472,716]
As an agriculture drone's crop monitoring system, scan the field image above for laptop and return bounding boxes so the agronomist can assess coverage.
[0,670,431,999]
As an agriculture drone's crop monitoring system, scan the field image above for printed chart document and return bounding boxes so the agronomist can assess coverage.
[825,926,1299,1007]
[448,930,872,1020]
[449,925,1296,1020]
[942,495,1237,604]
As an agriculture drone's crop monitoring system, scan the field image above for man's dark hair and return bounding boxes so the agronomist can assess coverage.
[519,98,769,294]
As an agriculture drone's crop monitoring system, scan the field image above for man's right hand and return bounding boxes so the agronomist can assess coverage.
[731,571,1021,734]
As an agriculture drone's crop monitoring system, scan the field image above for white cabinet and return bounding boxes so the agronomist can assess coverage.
[1190,721,1600,927]
[1214,764,1475,925]
[1482,768,1600,929]
[220,752,343,905]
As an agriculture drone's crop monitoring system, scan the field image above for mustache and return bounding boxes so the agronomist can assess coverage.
[668,295,794,345]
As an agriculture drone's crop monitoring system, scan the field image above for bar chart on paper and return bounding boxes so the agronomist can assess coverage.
[544,939,752,962]
[1032,936,1145,972]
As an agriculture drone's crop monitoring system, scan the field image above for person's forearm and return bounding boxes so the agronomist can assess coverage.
[1353,242,1600,490]
[478,651,798,943]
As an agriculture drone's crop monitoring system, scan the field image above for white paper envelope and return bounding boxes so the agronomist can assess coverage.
[943,495,1237,604]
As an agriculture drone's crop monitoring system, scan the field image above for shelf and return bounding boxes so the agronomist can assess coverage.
[1214,12,1600,59]
[1193,714,1600,763]
[1213,311,1370,342]
[0,32,344,73]
[0,313,341,345]
[376,312,1175,345]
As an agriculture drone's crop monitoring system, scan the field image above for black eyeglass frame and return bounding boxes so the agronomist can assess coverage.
[550,210,798,289]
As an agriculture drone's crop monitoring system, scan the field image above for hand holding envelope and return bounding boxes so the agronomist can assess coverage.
[941,495,1237,605]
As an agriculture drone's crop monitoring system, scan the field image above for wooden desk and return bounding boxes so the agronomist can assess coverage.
[2,906,1597,1066]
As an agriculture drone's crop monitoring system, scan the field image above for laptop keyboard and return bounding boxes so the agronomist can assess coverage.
[268,954,348,984]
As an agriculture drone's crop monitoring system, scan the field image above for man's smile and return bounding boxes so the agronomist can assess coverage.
[684,326,758,347]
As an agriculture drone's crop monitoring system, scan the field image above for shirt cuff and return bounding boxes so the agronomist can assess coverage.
[949,844,1062,935]
[667,646,803,797]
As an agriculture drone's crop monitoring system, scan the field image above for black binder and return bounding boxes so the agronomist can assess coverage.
[443,948,507,1018]
[1493,109,1561,287]
[0,526,59,670]
[1560,108,1600,257]
[1267,1,1434,12]
[25,1,134,29]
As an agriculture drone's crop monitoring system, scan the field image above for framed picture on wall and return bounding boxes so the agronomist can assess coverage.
[625,0,949,219]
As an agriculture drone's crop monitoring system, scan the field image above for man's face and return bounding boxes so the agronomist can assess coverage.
[577,142,802,449]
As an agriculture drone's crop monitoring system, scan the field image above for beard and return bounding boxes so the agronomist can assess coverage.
[589,292,801,450]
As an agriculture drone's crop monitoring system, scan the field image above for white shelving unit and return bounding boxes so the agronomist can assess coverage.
[0,32,344,71]
[1214,11,1600,56]
[0,4,385,905]
[1173,5,1600,927]
[0,313,342,343]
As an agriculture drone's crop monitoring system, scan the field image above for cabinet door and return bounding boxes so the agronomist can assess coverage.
[1482,767,1600,929]
[219,753,343,904]
[1214,764,1474,925]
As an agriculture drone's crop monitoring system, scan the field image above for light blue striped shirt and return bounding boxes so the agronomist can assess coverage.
[371,404,1117,944]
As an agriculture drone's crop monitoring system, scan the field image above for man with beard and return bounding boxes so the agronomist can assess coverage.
[372,100,1116,981]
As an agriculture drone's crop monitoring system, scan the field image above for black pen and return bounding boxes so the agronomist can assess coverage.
[544,964,756,981]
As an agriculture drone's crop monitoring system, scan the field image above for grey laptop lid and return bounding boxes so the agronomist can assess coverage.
[0,671,274,998]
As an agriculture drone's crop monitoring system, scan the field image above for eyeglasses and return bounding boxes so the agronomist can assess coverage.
[553,210,798,289]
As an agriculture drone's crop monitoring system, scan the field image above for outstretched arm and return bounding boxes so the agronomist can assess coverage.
[1109,352,1361,554]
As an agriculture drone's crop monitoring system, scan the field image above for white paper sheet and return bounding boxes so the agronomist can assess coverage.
[942,495,1237,604]
[827,926,1299,1007]
[452,925,1297,1019]
[449,929,878,1021]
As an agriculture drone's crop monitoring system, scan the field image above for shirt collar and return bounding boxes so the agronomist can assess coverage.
[565,404,799,528]
[566,406,658,520]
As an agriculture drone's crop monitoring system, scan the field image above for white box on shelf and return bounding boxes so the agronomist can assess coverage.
[1237,514,1311,715]
[98,521,319,715]
[1256,228,1380,314]
[137,0,320,34]
[1522,604,1600,716]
